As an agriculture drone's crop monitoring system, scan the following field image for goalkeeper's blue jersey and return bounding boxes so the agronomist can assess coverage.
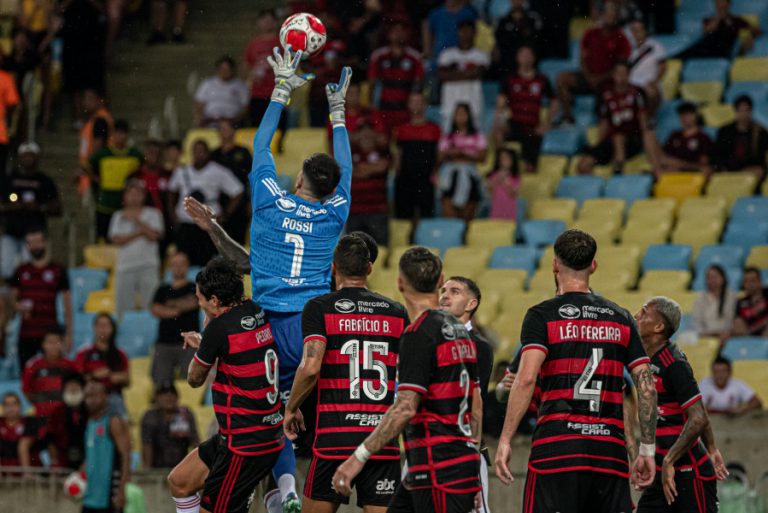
[248,101,351,313]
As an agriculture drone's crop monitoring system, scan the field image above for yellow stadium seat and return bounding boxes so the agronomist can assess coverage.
[176,379,206,408]
[274,128,328,178]
[570,17,593,41]
[358,81,370,108]
[662,59,682,100]
[590,267,635,293]
[466,219,516,248]
[130,357,151,382]
[528,269,557,293]
[747,245,768,268]
[701,103,735,128]
[730,57,768,82]
[84,244,118,269]
[234,128,257,154]
[671,218,724,255]
[388,219,412,251]
[654,173,706,204]
[706,172,758,207]
[84,289,116,314]
[638,270,692,294]
[732,360,768,409]
[587,125,600,147]
[537,155,568,181]
[627,198,677,225]
[182,128,221,164]
[537,246,555,270]
[474,293,501,327]
[591,165,615,180]
[192,405,217,440]
[530,198,578,223]
[680,82,724,104]
[124,375,153,422]
[376,246,389,269]
[474,20,495,53]
[679,337,720,380]
[579,198,626,222]
[741,13,760,29]
[490,312,525,351]
[624,153,652,175]
[369,267,399,294]
[243,274,251,298]
[763,179,768,195]
[621,221,671,250]
[442,247,492,279]
[518,174,555,203]
[675,290,698,314]
[677,196,728,224]
[567,154,587,176]
[608,292,646,315]
[476,269,527,299]
[598,244,642,270]
[570,219,618,247]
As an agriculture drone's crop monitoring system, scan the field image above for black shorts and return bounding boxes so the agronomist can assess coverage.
[200,435,280,513]
[506,121,543,165]
[198,434,220,468]
[387,482,476,513]
[637,474,718,513]
[522,470,633,513]
[588,133,643,165]
[304,456,400,507]
[82,507,121,513]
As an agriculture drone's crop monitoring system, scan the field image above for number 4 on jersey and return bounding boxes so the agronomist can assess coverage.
[574,347,604,412]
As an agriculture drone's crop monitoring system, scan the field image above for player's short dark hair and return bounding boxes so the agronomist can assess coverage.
[734,94,753,110]
[399,247,442,293]
[165,139,182,151]
[155,382,179,397]
[458,19,475,30]
[743,266,761,278]
[2,392,20,404]
[196,256,244,307]
[713,355,732,369]
[216,55,236,69]
[349,231,378,265]
[302,153,341,199]
[334,235,370,278]
[554,229,597,271]
[193,139,210,152]
[114,119,130,133]
[63,372,85,388]
[677,101,698,115]
[43,325,65,338]
[447,276,482,318]
[144,138,163,149]
[25,226,47,238]
[256,8,277,19]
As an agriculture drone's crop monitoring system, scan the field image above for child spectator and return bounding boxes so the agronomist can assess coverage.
[487,148,521,220]
[141,384,198,469]
[22,327,76,418]
[660,102,713,175]
[47,373,87,469]
[0,392,45,469]
[700,356,762,414]
[163,140,182,174]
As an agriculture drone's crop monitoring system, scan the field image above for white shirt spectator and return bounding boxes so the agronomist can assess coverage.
[194,76,249,121]
[438,46,490,131]
[699,376,756,413]
[692,290,738,336]
[108,207,164,271]
[628,37,665,89]
[168,162,244,223]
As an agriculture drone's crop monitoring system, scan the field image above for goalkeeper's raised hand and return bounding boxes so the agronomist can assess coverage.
[326,66,353,128]
[267,45,314,105]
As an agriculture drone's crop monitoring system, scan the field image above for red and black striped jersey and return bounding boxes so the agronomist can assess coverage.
[399,310,481,493]
[194,301,284,457]
[22,356,77,417]
[650,342,715,479]
[520,292,650,478]
[12,263,69,339]
[302,287,407,460]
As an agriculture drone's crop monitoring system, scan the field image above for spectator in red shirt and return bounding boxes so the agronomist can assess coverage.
[22,327,76,418]
[678,0,759,59]
[659,102,713,176]
[733,267,768,337]
[492,45,556,173]
[129,140,170,214]
[0,392,45,470]
[368,21,425,135]
[577,62,651,175]
[555,1,631,123]
[5,228,72,370]
[243,9,285,131]
[327,82,386,149]
[46,373,87,469]
[74,313,130,416]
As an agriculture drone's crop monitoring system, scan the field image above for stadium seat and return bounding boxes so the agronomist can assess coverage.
[84,244,118,269]
[117,311,159,358]
[539,59,577,89]
[466,219,516,248]
[368,267,399,295]
[654,173,706,204]
[0,381,31,413]
[642,244,693,272]
[234,128,257,153]
[130,357,150,384]
[604,175,653,206]
[414,218,465,255]
[69,268,109,311]
[681,58,730,83]
[627,198,678,225]
[442,247,492,279]
[541,128,582,156]
[638,270,692,294]
[746,245,768,268]
[124,376,152,423]
[730,57,768,82]
[671,219,725,255]
[731,196,768,222]
[530,198,577,224]
[590,267,635,293]
[623,154,653,175]
[679,337,720,379]
[475,269,527,300]
[528,268,557,293]
[570,219,618,247]
[608,292,646,315]
[537,246,556,269]
[84,289,116,314]
[518,174,555,203]
[700,103,735,127]
[680,82,724,104]
[182,128,221,163]
[578,198,625,222]
[661,58,682,99]
[474,292,501,328]
[489,246,538,275]
[724,81,768,104]
[722,337,768,360]
[274,128,327,178]
[555,176,604,205]
[163,266,202,284]
[696,244,747,272]
[521,220,566,247]
[706,173,758,207]
[537,155,568,181]
[747,34,768,56]
[677,196,728,224]
[621,221,671,250]
[676,290,698,314]
[723,220,768,255]
[388,219,412,250]
[73,312,97,351]
[731,360,768,409]
[176,378,206,407]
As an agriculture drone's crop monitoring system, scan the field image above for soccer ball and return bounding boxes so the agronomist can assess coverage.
[280,13,326,59]
[63,471,87,500]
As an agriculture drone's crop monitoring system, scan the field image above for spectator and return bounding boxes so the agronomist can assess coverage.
[437,19,490,132]
[492,0,543,76]
[150,252,199,385]
[163,139,182,173]
[345,0,384,76]
[593,0,643,25]
[492,45,555,173]
[327,82,386,147]
[6,228,72,370]
[211,120,251,244]
[577,62,651,175]
[368,21,425,134]
[555,1,631,123]
[46,373,87,469]
[628,19,666,116]
[77,90,114,169]
[438,103,488,222]
[0,142,62,280]
[167,140,244,266]
[659,102,713,175]
[87,119,143,241]
[693,265,738,341]
[423,0,478,66]
[129,139,170,214]
[75,313,130,416]
[487,147,520,220]
[22,327,76,418]
[193,56,249,128]
[108,181,164,316]
[677,0,759,59]
[712,95,768,182]
[243,9,284,130]
[0,62,19,177]
[0,392,44,469]
[304,38,346,127]
[141,383,198,469]
[346,121,392,245]
[700,356,762,414]
[732,267,768,337]
[147,0,189,44]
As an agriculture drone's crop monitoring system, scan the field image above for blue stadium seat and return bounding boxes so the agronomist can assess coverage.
[724,81,768,104]
[556,176,604,205]
[414,218,466,255]
[482,81,500,109]
[0,356,18,381]
[539,59,577,89]
[116,310,158,358]
[696,244,746,273]
[73,312,98,352]
[642,244,693,272]
[722,221,768,256]
[69,268,109,311]
[163,266,202,284]
[692,266,743,292]
[604,175,653,206]
[426,105,442,125]
[655,34,696,56]
[489,246,539,275]
[0,380,32,412]
[56,292,65,326]
[521,220,566,247]
[682,59,730,83]
[541,128,582,156]
[655,101,684,144]
[731,197,768,222]
[722,337,768,360]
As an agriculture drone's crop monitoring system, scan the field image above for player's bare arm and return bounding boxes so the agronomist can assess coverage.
[623,391,639,463]
[630,363,658,490]
[284,337,326,439]
[700,414,728,480]
[183,197,250,274]
[660,399,708,505]
[187,358,211,388]
[471,386,483,445]
[110,415,132,509]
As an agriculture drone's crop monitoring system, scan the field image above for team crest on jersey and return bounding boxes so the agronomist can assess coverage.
[441,322,457,340]
[240,316,257,330]
[275,196,297,212]
[558,304,581,319]
[334,299,356,313]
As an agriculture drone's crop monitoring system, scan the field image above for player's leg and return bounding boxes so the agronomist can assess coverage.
[201,448,279,513]
[385,482,421,513]
[522,470,583,513]
[167,436,217,513]
[354,460,400,513]
[587,472,633,513]
[477,450,491,513]
[301,457,347,513]
[434,489,476,513]
[666,475,718,513]
[636,475,669,513]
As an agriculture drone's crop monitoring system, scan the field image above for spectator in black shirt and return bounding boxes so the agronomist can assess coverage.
[0,142,61,280]
[141,383,198,468]
[150,252,200,385]
[47,373,87,469]
[493,0,543,76]
[677,0,759,59]
[210,119,252,244]
[713,95,768,182]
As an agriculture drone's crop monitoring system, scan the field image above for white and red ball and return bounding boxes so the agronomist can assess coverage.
[64,471,87,500]
[279,13,326,59]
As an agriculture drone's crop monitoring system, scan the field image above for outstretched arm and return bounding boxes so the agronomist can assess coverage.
[183,197,250,273]
[327,67,354,206]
